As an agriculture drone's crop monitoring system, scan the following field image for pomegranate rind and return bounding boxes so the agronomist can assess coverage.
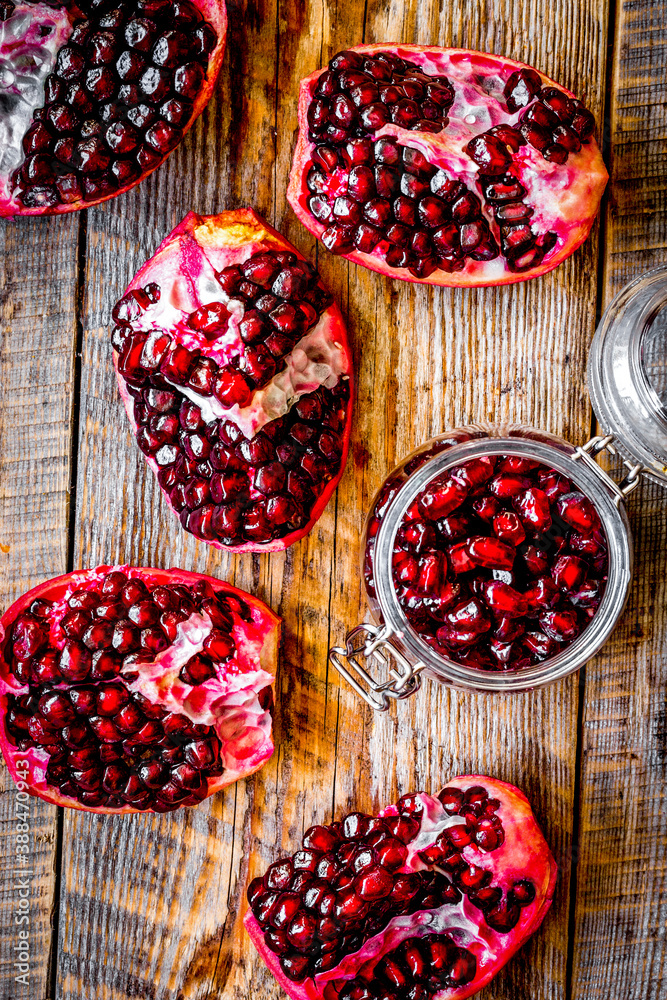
[243,775,557,1000]
[287,45,608,286]
[0,0,228,218]
[0,565,280,814]
[114,207,353,552]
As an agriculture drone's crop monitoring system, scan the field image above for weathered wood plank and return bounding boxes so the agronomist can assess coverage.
[0,214,80,1000]
[56,0,284,997]
[57,0,611,998]
[572,1,667,997]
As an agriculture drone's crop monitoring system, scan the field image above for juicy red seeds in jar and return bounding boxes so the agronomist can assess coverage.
[367,454,608,669]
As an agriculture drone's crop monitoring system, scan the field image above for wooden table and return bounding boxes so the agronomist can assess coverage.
[1,0,665,997]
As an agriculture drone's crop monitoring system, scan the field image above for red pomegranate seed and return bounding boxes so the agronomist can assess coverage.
[556,492,599,532]
[353,865,394,900]
[539,609,580,641]
[488,472,531,498]
[417,477,468,519]
[445,598,491,634]
[466,536,516,570]
[513,488,552,531]
[504,68,542,112]
[493,511,526,546]
[552,554,588,592]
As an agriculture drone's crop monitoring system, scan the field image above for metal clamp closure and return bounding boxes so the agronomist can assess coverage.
[572,434,644,506]
[329,623,425,711]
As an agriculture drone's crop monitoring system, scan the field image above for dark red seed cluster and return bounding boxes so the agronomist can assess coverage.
[310,136,500,278]
[3,570,253,810]
[503,69,595,155]
[305,50,597,275]
[111,250,350,546]
[366,455,608,670]
[324,933,477,999]
[307,49,454,145]
[459,72,595,271]
[10,0,217,209]
[247,784,534,984]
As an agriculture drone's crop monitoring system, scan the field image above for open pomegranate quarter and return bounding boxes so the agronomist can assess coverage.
[288,46,608,285]
[0,0,227,216]
[111,208,353,550]
[245,778,557,999]
[0,566,280,813]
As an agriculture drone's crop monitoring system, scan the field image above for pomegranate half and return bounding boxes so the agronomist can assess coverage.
[111,208,353,551]
[245,778,557,999]
[288,46,608,286]
[0,565,280,813]
[0,0,227,216]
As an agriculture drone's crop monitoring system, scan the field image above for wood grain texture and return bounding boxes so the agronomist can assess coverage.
[571,1,667,997]
[12,1,667,999]
[0,214,80,999]
[51,2,614,1000]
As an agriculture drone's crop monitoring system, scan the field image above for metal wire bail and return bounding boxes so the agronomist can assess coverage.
[329,623,425,711]
[572,434,645,506]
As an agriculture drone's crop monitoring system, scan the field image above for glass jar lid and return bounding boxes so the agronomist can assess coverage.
[588,265,667,486]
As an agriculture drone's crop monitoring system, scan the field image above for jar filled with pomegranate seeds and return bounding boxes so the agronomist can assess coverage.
[330,266,667,706]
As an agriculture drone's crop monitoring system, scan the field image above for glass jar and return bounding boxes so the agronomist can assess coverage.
[330,265,667,708]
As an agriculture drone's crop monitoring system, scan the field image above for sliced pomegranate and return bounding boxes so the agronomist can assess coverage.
[288,46,608,286]
[0,565,280,813]
[366,453,608,670]
[245,777,557,999]
[110,208,353,551]
[0,0,227,216]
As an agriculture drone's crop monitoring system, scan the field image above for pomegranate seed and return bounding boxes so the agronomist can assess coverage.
[417,477,468,519]
[556,492,599,532]
[354,866,394,900]
[493,511,526,546]
[539,609,580,641]
[489,472,531,498]
[552,554,588,592]
[465,133,512,174]
[466,536,515,571]
[504,68,542,112]
[513,488,552,531]
[511,878,536,906]
[445,598,491,634]
[524,576,559,609]
[481,581,527,618]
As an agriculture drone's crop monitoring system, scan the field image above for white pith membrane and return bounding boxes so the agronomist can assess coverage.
[127,234,349,440]
[0,566,279,807]
[119,609,274,772]
[0,1,72,202]
[291,46,608,284]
